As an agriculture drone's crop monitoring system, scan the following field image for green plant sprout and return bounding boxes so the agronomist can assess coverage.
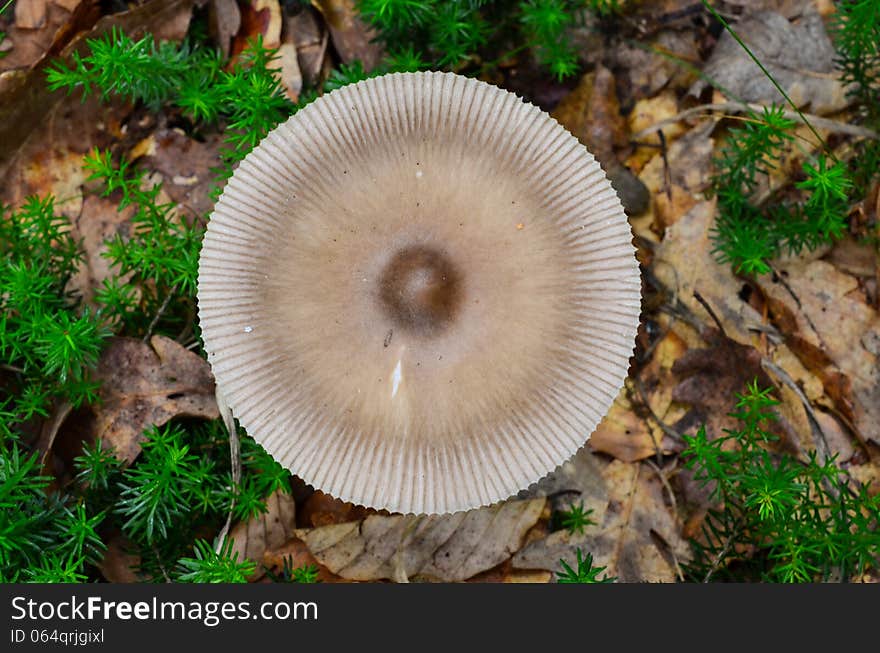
[175,538,256,583]
[682,380,880,582]
[703,0,877,275]
[555,501,594,535]
[556,549,616,583]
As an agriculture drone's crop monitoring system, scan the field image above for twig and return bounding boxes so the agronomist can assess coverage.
[153,543,171,583]
[631,102,880,141]
[703,517,742,583]
[214,389,241,554]
[142,283,178,343]
[692,289,727,337]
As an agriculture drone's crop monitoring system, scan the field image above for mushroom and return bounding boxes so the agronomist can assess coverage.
[197,72,641,515]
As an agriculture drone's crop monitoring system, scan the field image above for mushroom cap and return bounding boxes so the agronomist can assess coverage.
[197,72,640,515]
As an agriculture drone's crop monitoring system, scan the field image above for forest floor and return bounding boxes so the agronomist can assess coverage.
[1,0,878,583]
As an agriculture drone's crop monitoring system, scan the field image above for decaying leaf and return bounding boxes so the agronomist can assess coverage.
[229,489,297,580]
[591,388,665,463]
[652,200,766,343]
[513,460,689,583]
[85,335,219,463]
[757,260,880,447]
[296,499,546,582]
[262,537,342,583]
[284,6,326,87]
[298,490,380,528]
[592,330,689,462]
[232,0,282,55]
[131,127,225,220]
[208,0,241,59]
[552,64,648,215]
[671,330,776,438]
[310,0,382,70]
[693,10,850,114]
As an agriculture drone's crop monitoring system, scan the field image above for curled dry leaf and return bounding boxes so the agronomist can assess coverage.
[228,489,297,581]
[296,499,546,582]
[513,460,690,583]
[85,335,219,463]
[310,0,382,70]
[285,6,326,87]
[232,0,282,57]
[208,0,241,59]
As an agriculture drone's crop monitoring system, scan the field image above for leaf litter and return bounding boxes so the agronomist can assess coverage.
[3,0,879,583]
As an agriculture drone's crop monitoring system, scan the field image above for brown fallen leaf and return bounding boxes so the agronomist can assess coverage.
[551,64,648,215]
[612,29,701,105]
[311,0,382,70]
[756,260,880,447]
[298,490,381,528]
[0,0,194,167]
[97,531,143,583]
[83,335,219,463]
[670,329,776,438]
[131,127,224,220]
[228,489,297,580]
[284,5,327,87]
[15,0,49,30]
[262,537,343,583]
[231,0,282,58]
[592,330,688,462]
[208,0,241,59]
[627,90,686,172]
[296,499,546,582]
[67,194,136,307]
[652,200,765,344]
[591,388,662,463]
[693,10,850,115]
[513,460,689,583]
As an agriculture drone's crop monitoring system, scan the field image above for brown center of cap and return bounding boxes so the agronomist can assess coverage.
[378,245,463,336]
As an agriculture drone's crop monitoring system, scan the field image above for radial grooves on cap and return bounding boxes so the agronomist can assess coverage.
[198,72,641,515]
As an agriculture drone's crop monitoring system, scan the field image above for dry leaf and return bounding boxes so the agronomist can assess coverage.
[67,194,135,305]
[262,537,342,583]
[232,0,282,57]
[552,64,648,215]
[15,0,49,30]
[513,460,689,582]
[627,91,686,171]
[299,490,380,528]
[297,499,546,582]
[310,0,382,70]
[591,389,662,463]
[652,200,766,343]
[208,0,241,59]
[85,335,219,463]
[97,532,142,583]
[132,127,224,219]
[285,6,326,87]
[693,10,850,114]
[229,489,297,580]
[757,260,880,447]
[671,331,775,438]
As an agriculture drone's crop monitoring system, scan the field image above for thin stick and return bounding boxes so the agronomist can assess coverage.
[631,102,879,141]
[142,284,178,343]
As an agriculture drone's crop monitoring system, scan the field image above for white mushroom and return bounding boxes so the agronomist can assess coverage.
[197,72,641,515]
